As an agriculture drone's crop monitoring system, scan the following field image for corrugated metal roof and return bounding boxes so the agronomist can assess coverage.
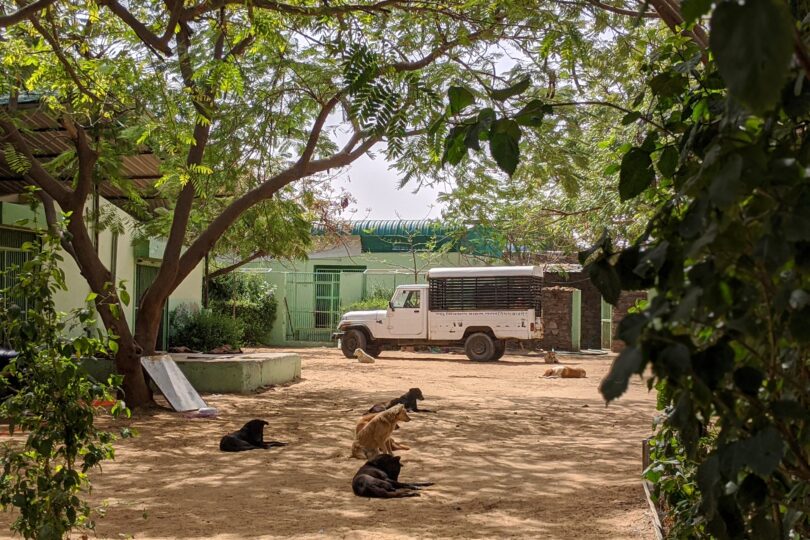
[312,220,503,257]
[0,97,163,213]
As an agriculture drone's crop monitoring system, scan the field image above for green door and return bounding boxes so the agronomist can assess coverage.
[314,270,341,333]
[135,263,169,351]
[600,297,613,350]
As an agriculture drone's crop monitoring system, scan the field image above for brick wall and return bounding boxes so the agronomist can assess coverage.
[545,271,602,349]
[611,291,649,352]
[539,286,578,351]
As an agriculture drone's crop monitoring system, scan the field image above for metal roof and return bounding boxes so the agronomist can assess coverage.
[0,97,164,212]
[427,266,543,278]
[312,220,503,257]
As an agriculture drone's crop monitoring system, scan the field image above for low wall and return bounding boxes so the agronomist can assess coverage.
[80,352,301,394]
[175,353,301,393]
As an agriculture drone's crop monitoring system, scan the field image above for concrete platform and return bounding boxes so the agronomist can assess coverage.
[81,352,301,394]
[173,353,301,393]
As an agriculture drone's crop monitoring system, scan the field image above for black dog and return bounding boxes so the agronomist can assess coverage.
[368,388,434,413]
[352,454,433,498]
[219,419,287,452]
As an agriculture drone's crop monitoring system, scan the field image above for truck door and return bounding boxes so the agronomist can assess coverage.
[388,289,426,337]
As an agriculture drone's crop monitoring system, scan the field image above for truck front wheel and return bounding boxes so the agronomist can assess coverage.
[465,332,497,362]
[341,329,367,359]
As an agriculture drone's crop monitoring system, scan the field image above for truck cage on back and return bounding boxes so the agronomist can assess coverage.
[427,267,543,312]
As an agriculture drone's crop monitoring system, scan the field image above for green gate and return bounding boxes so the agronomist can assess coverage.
[135,263,169,350]
[600,297,613,350]
[0,228,37,316]
[284,271,342,342]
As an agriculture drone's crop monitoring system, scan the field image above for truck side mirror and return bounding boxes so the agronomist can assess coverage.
[388,300,395,311]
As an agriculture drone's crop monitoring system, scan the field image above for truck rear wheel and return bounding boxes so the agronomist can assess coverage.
[341,329,367,359]
[465,332,497,361]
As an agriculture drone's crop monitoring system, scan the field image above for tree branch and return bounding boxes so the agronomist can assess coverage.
[390,26,494,72]
[98,0,174,56]
[297,93,343,167]
[550,100,671,133]
[0,0,56,27]
[0,116,73,205]
[585,0,658,19]
[35,189,78,260]
[207,251,266,280]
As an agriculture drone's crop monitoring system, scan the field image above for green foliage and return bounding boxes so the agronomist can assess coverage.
[169,305,245,352]
[208,273,277,345]
[344,288,394,312]
[577,3,810,536]
[0,231,130,540]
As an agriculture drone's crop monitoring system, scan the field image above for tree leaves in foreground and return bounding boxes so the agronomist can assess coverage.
[0,230,132,539]
[577,1,810,537]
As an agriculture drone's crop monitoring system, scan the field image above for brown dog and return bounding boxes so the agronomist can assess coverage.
[354,404,411,459]
[543,366,587,378]
[351,412,410,459]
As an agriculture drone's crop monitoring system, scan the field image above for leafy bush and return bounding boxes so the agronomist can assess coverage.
[344,287,393,312]
[581,6,810,536]
[208,273,276,345]
[0,231,130,539]
[169,305,244,351]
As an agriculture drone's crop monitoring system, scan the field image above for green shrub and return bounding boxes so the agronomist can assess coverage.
[0,231,130,539]
[169,305,244,351]
[344,287,393,312]
[207,273,277,345]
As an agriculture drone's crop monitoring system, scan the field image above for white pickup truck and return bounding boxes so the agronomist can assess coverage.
[333,266,544,362]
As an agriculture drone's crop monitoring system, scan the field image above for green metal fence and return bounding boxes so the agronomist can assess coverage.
[284,271,342,342]
[0,227,37,317]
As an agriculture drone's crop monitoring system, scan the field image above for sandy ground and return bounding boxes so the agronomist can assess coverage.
[0,348,657,539]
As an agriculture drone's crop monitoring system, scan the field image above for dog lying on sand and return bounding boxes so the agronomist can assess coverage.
[368,387,434,413]
[354,404,410,459]
[543,366,587,378]
[351,412,410,459]
[352,454,433,498]
[219,419,287,452]
[355,348,375,363]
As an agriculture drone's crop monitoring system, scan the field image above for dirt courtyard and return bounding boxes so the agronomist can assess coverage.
[1,347,657,539]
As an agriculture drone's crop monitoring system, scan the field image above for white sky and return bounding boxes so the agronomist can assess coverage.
[334,153,448,220]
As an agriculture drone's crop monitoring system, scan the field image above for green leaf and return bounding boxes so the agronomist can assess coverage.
[489,76,531,101]
[619,148,654,201]
[682,0,713,25]
[588,259,621,305]
[621,111,641,125]
[708,154,744,209]
[657,146,679,177]
[119,289,130,307]
[488,119,521,176]
[514,99,548,127]
[599,346,644,401]
[616,313,647,346]
[710,0,794,114]
[733,366,763,396]
[744,427,785,477]
[448,86,475,115]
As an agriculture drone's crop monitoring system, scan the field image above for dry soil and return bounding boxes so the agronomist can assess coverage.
[0,347,658,539]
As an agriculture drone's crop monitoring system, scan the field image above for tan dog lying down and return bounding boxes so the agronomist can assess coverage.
[351,412,410,459]
[543,366,587,378]
[353,404,411,459]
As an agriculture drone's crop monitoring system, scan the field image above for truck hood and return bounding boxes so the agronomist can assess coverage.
[341,310,386,323]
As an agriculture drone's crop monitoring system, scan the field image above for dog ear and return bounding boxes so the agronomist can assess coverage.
[394,456,401,462]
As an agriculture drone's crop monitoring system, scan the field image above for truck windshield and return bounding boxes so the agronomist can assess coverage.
[392,290,421,309]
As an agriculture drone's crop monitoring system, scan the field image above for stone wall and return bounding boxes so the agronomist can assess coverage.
[545,271,602,349]
[611,291,649,352]
[539,286,578,351]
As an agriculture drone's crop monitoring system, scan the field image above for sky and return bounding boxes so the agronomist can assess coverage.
[333,152,448,221]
